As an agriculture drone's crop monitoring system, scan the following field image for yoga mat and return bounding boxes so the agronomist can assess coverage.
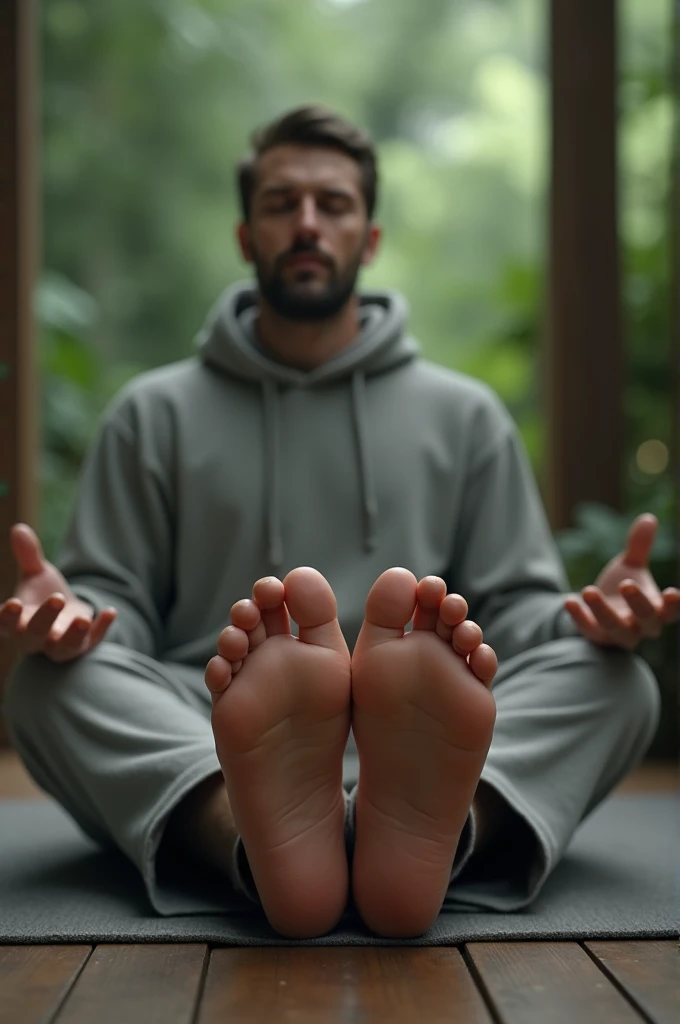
[0,795,677,945]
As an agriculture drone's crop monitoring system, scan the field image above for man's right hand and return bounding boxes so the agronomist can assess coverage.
[0,523,117,663]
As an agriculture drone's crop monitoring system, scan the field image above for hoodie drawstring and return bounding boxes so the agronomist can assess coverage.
[351,370,379,555]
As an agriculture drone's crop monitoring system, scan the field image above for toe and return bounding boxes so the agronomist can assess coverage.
[469,643,498,687]
[435,593,469,642]
[231,600,267,649]
[230,599,261,631]
[282,567,349,657]
[252,576,290,637]
[205,654,233,698]
[451,620,483,656]
[412,576,447,631]
[358,567,419,647]
[217,625,250,662]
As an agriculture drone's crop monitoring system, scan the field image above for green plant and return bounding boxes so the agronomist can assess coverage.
[36,271,145,559]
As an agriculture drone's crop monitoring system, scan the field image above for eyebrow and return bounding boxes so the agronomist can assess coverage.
[258,185,356,201]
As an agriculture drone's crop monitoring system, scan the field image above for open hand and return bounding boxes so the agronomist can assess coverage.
[564,513,680,650]
[0,524,117,663]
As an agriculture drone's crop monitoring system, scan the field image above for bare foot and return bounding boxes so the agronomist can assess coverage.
[351,569,498,937]
[205,567,352,938]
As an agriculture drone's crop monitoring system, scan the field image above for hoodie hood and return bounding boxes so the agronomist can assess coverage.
[196,280,421,568]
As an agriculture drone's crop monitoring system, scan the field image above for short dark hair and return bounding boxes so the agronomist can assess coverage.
[236,104,378,221]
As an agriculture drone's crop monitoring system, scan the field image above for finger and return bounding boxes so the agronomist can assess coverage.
[661,589,680,624]
[44,609,116,663]
[9,523,45,577]
[618,580,663,637]
[43,618,91,662]
[18,594,66,651]
[622,514,657,570]
[564,597,603,640]
[84,608,117,651]
[49,616,91,648]
[582,587,640,640]
[0,599,23,638]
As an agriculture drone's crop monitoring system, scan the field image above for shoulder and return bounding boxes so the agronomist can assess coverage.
[410,358,514,432]
[102,358,217,432]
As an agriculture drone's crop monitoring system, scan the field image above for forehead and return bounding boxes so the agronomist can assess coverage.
[253,144,363,196]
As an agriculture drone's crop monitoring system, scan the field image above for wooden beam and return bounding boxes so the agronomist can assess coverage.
[543,0,623,530]
[671,0,679,660]
[0,0,39,725]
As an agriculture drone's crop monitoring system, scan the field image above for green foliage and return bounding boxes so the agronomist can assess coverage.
[37,272,144,557]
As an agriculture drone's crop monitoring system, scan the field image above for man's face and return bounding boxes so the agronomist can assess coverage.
[237,144,381,321]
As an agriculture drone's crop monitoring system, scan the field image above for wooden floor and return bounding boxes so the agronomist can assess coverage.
[1,752,678,1024]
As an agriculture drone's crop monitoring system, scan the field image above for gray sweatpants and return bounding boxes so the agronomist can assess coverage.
[2,635,659,916]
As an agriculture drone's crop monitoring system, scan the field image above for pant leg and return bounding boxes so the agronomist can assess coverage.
[1,642,264,914]
[441,635,661,910]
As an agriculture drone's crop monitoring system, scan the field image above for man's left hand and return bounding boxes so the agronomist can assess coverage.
[564,513,680,650]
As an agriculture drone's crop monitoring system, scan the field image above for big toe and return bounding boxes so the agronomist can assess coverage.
[282,566,349,657]
[361,567,419,645]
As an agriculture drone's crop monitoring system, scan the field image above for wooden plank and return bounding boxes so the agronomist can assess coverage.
[543,0,623,530]
[199,947,493,1024]
[585,941,680,1024]
[0,945,91,1024]
[465,942,644,1023]
[55,945,208,1024]
[0,748,48,798]
[0,0,39,738]
[614,761,679,794]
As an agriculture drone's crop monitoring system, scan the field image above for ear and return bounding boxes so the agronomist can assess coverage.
[236,222,253,263]
[360,223,382,267]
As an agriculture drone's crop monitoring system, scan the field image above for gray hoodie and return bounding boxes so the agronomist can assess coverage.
[59,280,579,665]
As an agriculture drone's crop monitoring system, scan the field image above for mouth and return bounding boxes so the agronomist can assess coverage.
[285,254,329,270]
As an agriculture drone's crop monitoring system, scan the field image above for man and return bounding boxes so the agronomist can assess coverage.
[1,105,678,940]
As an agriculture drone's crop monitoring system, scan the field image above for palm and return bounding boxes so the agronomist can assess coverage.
[17,562,72,614]
[594,556,654,627]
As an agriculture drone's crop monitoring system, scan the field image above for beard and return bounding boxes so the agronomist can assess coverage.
[251,240,366,322]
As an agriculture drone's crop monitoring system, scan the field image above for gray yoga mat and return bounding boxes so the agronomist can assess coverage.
[0,794,677,946]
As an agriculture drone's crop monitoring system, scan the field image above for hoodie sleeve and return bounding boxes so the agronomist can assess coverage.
[447,398,581,665]
[55,394,175,658]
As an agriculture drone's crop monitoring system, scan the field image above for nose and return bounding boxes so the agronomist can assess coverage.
[295,195,320,236]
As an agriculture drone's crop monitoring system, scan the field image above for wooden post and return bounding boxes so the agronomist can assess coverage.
[0,0,39,734]
[543,0,623,529]
[671,0,679,662]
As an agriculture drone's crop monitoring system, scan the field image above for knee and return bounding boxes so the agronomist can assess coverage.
[2,653,71,741]
[618,650,660,746]
[2,645,108,744]
[568,637,660,745]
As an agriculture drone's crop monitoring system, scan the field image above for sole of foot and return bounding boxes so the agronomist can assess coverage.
[351,568,498,938]
[205,567,352,938]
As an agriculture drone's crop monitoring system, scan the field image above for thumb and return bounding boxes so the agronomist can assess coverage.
[9,523,46,578]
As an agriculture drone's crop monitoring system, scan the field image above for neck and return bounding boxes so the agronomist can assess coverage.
[254,293,361,370]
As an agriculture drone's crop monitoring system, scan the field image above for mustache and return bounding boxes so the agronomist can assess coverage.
[279,244,334,269]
